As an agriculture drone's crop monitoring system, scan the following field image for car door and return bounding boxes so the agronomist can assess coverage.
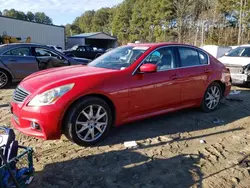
[0,47,39,79]
[32,47,69,70]
[177,46,211,105]
[128,47,181,117]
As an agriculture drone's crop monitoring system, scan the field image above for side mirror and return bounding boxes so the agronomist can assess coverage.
[139,63,157,73]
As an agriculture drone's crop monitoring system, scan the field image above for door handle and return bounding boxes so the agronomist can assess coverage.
[170,74,178,80]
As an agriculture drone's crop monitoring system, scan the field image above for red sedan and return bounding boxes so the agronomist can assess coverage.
[10,43,231,146]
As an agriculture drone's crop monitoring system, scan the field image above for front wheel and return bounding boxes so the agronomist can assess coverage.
[64,97,113,146]
[201,82,222,112]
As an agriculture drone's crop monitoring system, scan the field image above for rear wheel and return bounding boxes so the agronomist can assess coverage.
[64,97,113,146]
[201,82,222,112]
[0,70,10,89]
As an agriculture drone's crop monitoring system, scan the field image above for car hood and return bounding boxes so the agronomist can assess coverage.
[218,56,250,67]
[20,65,116,91]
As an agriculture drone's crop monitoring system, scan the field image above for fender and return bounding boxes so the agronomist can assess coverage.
[0,58,14,79]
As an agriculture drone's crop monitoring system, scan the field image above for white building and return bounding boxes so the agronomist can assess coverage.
[0,15,65,49]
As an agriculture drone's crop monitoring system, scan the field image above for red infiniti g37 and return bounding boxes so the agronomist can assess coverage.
[10,43,231,146]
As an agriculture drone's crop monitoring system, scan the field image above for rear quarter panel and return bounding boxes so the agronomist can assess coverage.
[208,55,231,94]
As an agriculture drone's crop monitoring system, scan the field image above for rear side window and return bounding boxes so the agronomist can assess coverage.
[178,47,200,67]
[3,47,31,56]
[199,51,209,65]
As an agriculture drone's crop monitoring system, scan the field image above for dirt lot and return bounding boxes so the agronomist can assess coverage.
[1,84,250,188]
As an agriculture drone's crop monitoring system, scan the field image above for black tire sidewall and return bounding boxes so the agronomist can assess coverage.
[201,82,222,112]
[64,97,112,146]
[0,70,10,89]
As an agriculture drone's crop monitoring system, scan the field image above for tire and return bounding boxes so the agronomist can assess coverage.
[0,70,10,89]
[201,82,222,112]
[64,97,113,146]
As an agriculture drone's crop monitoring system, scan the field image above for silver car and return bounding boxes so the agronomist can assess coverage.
[0,43,91,88]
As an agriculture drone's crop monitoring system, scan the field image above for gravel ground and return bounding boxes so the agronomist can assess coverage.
[1,84,250,188]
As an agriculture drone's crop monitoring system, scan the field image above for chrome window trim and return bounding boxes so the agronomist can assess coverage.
[132,45,210,75]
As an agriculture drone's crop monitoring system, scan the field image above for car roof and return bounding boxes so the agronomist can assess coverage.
[0,43,63,55]
[126,42,198,48]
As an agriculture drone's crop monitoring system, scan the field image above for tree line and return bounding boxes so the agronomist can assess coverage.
[66,0,250,46]
[0,9,53,25]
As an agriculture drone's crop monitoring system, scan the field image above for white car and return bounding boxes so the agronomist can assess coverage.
[218,44,250,85]
[47,45,63,52]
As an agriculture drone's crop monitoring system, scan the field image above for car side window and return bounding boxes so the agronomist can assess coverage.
[241,48,250,57]
[35,48,59,58]
[77,47,85,52]
[144,47,176,71]
[199,51,209,65]
[178,47,200,67]
[3,47,31,56]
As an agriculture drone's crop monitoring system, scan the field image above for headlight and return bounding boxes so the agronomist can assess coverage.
[28,83,74,106]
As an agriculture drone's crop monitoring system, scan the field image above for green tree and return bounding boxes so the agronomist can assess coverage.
[112,0,135,44]
[91,8,111,32]
[34,12,53,24]
[27,11,35,21]
[78,10,95,33]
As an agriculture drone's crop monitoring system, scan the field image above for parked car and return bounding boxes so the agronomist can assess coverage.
[47,45,63,52]
[63,45,105,60]
[201,45,232,58]
[10,43,231,146]
[218,44,250,85]
[0,43,91,88]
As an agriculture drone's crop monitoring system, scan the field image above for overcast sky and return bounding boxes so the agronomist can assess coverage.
[0,0,123,25]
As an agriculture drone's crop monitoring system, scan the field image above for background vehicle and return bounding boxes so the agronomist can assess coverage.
[10,43,231,146]
[63,44,105,59]
[218,44,250,85]
[47,45,63,52]
[0,43,91,88]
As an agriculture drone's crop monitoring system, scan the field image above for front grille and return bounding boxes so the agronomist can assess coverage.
[13,87,29,103]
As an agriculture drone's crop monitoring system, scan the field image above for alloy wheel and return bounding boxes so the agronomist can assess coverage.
[75,104,108,142]
[205,85,221,110]
[0,71,8,88]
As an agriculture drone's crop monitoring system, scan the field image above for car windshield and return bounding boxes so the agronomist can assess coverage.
[226,47,250,57]
[88,46,149,70]
[71,45,78,50]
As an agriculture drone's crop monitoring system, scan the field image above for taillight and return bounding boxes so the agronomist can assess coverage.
[222,68,231,82]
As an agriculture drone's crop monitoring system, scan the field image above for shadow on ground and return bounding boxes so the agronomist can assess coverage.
[98,91,249,146]
[33,151,204,188]
[9,86,250,187]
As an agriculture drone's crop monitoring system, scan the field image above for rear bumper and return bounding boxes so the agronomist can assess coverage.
[10,102,62,140]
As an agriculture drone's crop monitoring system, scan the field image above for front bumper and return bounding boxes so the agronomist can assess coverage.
[10,101,63,140]
[230,73,249,84]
